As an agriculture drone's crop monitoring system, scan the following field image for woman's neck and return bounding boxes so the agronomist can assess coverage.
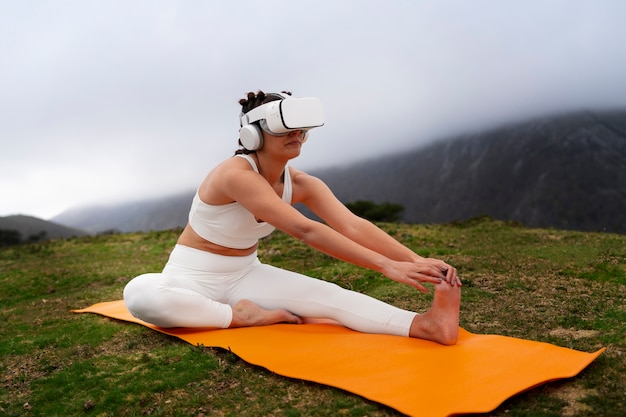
[253,152,288,184]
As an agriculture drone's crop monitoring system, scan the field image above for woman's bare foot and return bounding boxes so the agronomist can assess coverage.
[229,299,302,328]
[409,281,461,345]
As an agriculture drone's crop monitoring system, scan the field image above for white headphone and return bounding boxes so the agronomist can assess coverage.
[238,123,265,151]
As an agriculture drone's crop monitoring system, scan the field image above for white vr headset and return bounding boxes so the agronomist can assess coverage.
[239,93,325,150]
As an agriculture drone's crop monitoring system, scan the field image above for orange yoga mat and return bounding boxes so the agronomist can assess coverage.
[74,300,604,417]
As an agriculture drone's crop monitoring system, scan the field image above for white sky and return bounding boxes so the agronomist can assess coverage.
[2,0,626,219]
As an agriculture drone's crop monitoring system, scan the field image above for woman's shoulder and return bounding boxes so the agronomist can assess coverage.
[198,156,257,198]
[290,167,332,202]
[212,155,257,174]
[289,166,315,184]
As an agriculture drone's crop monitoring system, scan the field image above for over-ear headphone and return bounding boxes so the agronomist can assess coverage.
[239,123,264,151]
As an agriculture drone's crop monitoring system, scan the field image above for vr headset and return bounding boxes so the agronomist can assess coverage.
[239,93,324,150]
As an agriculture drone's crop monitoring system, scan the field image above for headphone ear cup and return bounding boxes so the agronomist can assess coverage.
[239,125,263,150]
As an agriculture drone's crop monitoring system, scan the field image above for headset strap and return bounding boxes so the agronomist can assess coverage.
[239,93,290,127]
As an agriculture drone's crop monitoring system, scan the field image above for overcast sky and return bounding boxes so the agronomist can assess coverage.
[2,0,626,219]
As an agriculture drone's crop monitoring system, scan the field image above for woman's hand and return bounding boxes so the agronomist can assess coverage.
[382,258,461,293]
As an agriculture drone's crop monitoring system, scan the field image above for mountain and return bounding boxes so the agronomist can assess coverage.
[51,110,626,235]
[0,215,88,243]
[51,191,194,234]
[313,110,626,234]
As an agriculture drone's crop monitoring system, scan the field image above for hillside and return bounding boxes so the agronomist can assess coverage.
[0,215,88,243]
[1,220,624,416]
[51,191,194,234]
[314,110,626,234]
[51,110,626,234]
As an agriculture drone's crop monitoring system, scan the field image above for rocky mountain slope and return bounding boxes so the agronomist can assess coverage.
[51,191,194,234]
[315,110,626,233]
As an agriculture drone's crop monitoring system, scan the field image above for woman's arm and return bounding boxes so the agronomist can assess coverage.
[220,164,447,292]
[295,171,461,287]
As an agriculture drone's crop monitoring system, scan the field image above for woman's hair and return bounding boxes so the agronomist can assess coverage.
[234,90,292,155]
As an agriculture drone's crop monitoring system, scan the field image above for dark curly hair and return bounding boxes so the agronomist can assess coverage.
[234,90,292,155]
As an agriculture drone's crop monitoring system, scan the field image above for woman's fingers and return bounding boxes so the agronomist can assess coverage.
[388,259,461,291]
[418,259,462,287]
[411,269,443,283]
[405,278,429,293]
[391,268,432,293]
[442,265,462,287]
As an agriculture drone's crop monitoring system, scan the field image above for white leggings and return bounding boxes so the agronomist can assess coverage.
[123,244,417,337]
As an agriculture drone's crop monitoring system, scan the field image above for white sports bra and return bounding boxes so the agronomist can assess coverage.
[188,154,293,249]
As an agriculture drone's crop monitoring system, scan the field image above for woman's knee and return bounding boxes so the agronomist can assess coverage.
[123,273,163,318]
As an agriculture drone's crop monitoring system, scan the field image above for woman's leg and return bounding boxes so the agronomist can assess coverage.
[123,273,301,328]
[124,247,460,342]
[123,273,233,328]
[229,263,417,337]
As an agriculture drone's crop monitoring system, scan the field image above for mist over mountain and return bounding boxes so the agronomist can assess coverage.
[49,110,626,235]
[51,191,194,234]
[313,110,626,234]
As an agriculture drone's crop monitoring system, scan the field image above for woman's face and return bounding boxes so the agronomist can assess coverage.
[260,129,307,158]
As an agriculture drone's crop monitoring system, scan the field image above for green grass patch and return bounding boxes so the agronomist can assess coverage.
[1,219,625,416]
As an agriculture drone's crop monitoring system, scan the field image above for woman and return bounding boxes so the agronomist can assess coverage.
[124,90,461,345]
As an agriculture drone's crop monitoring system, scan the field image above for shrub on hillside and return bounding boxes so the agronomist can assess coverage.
[345,200,404,222]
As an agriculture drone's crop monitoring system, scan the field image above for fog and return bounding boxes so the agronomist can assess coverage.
[2,0,626,218]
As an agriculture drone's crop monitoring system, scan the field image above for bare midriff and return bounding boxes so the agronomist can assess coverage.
[176,224,259,256]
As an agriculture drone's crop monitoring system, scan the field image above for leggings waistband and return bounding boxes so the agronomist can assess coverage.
[166,244,258,274]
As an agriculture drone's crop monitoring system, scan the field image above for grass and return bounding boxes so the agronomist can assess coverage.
[1,217,624,416]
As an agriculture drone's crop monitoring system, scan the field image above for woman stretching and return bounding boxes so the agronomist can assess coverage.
[123,90,462,345]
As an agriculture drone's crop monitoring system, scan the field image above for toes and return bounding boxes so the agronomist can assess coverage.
[283,312,303,324]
